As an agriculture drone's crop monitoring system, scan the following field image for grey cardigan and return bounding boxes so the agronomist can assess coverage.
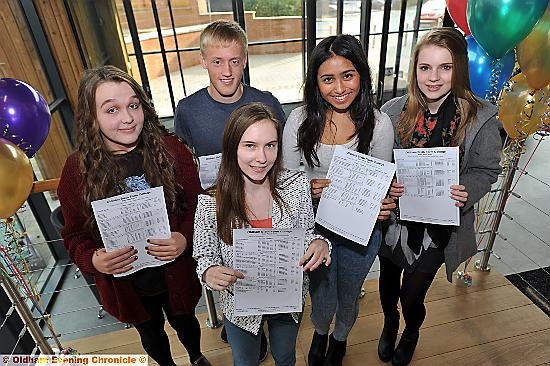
[381,95,502,282]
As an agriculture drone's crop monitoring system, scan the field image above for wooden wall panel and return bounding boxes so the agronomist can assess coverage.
[34,0,84,110]
[0,1,53,99]
[66,0,104,68]
[66,0,128,71]
[0,0,72,180]
[1,0,130,180]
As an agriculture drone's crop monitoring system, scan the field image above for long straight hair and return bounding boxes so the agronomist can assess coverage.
[399,28,482,146]
[211,103,284,244]
[75,65,183,232]
[298,34,378,168]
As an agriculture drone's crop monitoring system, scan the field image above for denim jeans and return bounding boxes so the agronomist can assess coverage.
[224,313,301,366]
[309,223,382,341]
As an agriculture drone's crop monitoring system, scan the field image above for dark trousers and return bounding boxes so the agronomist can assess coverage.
[133,292,202,366]
[378,255,439,333]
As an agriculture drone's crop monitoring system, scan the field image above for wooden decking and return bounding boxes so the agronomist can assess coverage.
[66,269,550,365]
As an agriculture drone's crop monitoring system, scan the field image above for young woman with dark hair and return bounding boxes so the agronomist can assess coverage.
[282,34,395,366]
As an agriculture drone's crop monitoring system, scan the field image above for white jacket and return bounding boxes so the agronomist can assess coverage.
[193,169,329,334]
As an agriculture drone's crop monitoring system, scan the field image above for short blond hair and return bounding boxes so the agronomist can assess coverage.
[200,20,248,56]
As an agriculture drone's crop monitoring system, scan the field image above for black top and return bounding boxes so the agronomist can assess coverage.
[114,149,167,296]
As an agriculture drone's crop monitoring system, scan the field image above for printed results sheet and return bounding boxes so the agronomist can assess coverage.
[91,186,172,277]
[232,228,304,316]
[394,147,460,225]
[198,153,222,189]
[316,146,396,245]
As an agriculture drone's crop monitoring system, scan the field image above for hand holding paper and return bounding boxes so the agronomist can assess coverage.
[310,178,331,200]
[204,265,245,291]
[315,146,396,245]
[450,184,468,207]
[300,239,331,271]
[146,231,187,261]
[92,246,137,275]
[389,180,404,199]
[378,197,396,221]
[91,186,173,276]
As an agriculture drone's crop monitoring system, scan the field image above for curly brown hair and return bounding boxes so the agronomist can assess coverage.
[75,65,183,232]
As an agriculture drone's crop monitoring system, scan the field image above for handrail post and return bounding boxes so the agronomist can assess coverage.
[476,140,522,271]
[203,287,222,329]
[0,261,55,354]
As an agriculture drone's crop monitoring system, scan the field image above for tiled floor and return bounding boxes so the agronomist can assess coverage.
[506,266,550,316]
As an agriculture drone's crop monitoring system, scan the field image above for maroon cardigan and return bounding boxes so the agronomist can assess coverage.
[57,135,202,324]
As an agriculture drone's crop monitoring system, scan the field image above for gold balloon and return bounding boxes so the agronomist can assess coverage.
[0,138,34,218]
[498,73,550,139]
[539,96,550,127]
[517,4,550,90]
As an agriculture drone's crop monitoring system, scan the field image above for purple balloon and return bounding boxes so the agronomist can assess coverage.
[0,78,51,157]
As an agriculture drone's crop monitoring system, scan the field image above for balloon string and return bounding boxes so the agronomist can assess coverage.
[485,59,502,105]
[0,219,41,302]
[542,95,550,127]
[501,138,525,172]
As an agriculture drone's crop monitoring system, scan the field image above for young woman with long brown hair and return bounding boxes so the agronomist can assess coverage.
[58,65,210,366]
[193,102,330,366]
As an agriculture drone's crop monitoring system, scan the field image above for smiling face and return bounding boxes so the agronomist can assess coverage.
[416,45,453,112]
[95,81,144,153]
[201,41,247,103]
[317,54,360,112]
[237,119,278,186]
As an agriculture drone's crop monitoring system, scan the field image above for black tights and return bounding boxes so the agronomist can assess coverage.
[378,255,439,333]
[133,293,202,366]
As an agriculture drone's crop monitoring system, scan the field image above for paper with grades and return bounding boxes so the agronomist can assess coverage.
[394,147,460,226]
[198,153,222,189]
[91,186,172,277]
[233,228,304,316]
[316,146,396,245]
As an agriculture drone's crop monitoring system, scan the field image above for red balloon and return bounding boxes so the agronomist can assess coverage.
[446,0,471,35]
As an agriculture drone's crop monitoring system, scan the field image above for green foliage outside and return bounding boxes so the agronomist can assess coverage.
[244,0,301,17]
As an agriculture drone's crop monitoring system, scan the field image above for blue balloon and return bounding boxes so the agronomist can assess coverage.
[466,35,515,100]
